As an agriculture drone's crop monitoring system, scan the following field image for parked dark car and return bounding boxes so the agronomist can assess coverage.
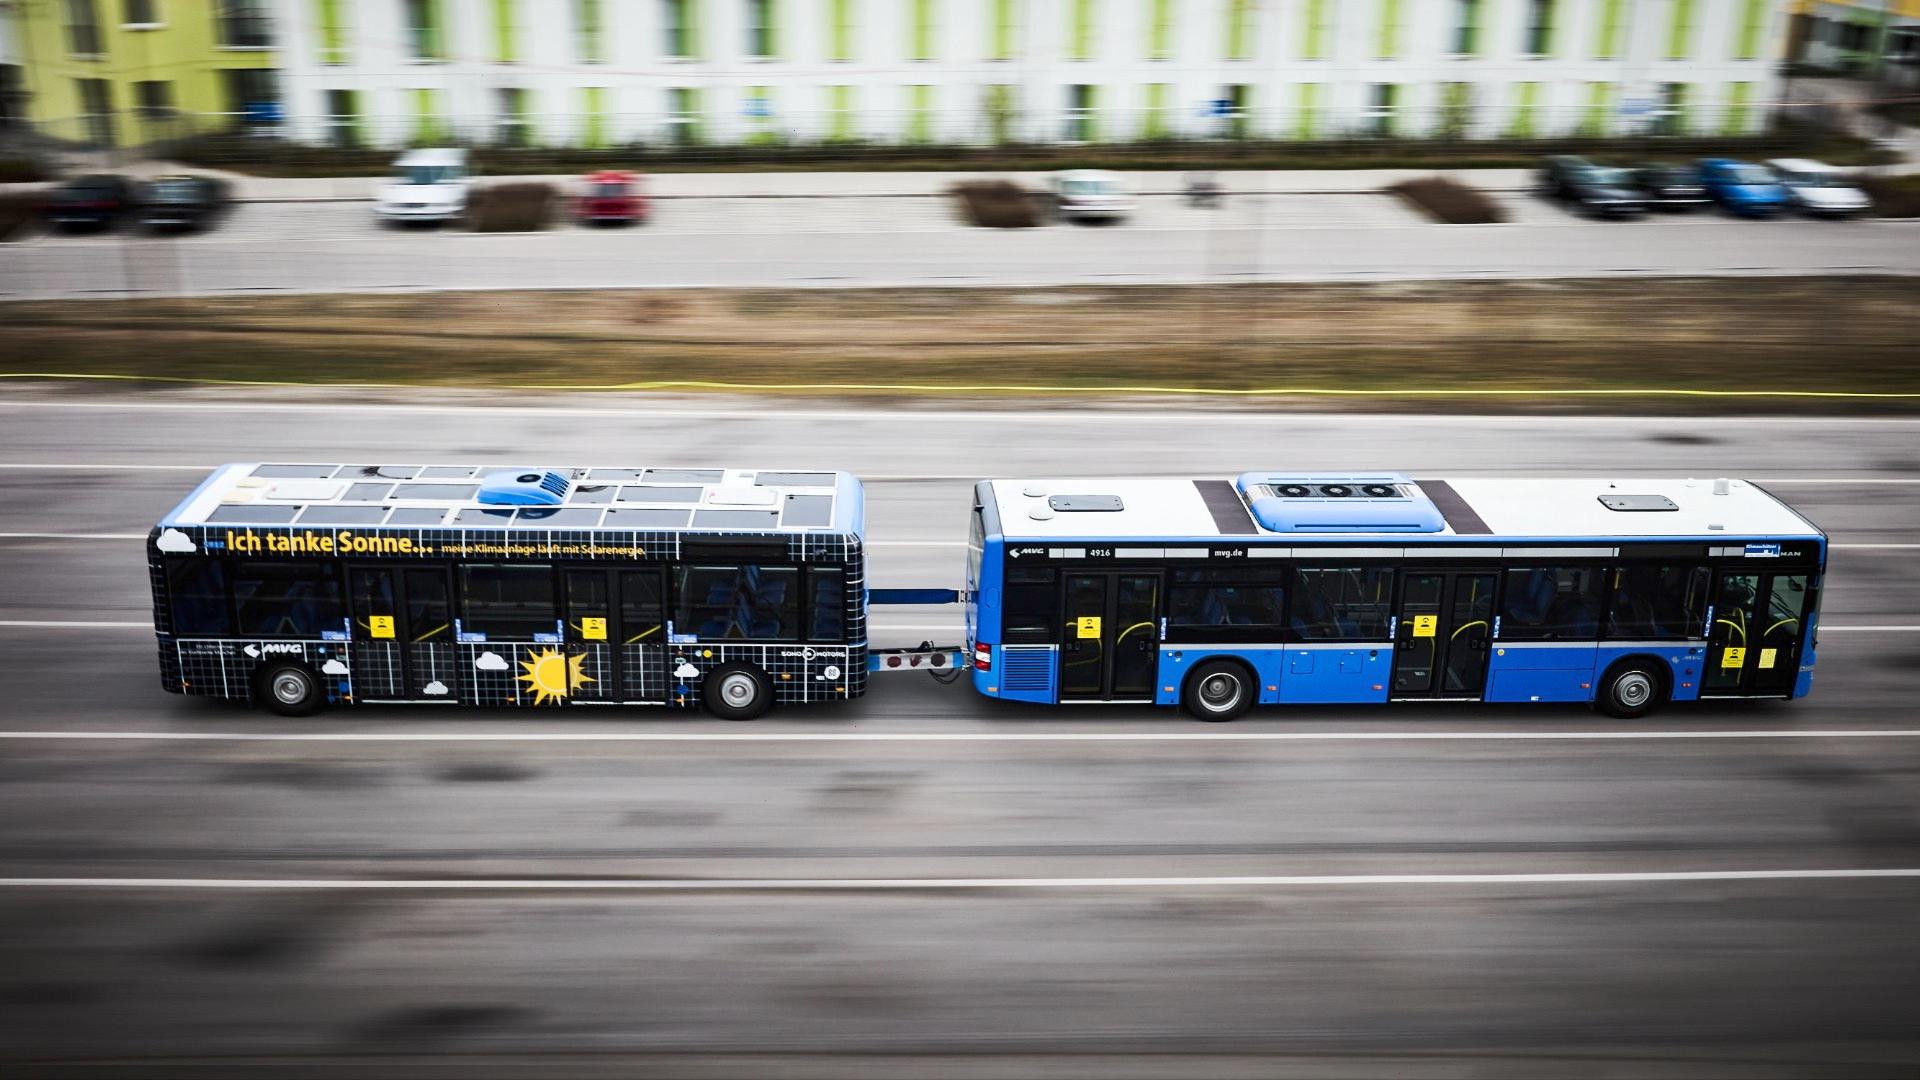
[1629,164,1709,211]
[138,175,233,232]
[1537,155,1646,218]
[43,174,136,231]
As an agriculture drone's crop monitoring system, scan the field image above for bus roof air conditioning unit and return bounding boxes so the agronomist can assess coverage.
[1233,472,1447,533]
[477,470,571,506]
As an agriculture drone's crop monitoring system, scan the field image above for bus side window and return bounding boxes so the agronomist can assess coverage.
[1291,567,1394,641]
[404,569,451,642]
[675,565,800,641]
[620,571,665,644]
[167,558,231,636]
[1167,568,1286,642]
[231,561,345,638]
[1501,567,1603,641]
[808,568,846,643]
[1605,564,1709,640]
[459,564,558,641]
[1002,567,1058,644]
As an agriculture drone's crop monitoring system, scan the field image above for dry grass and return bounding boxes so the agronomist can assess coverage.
[1388,176,1509,224]
[3,278,1918,409]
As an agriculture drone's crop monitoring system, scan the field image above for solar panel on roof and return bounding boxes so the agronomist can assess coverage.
[618,486,701,504]
[252,464,336,478]
[512,508,602,527]
[646,469,725,484]
[603,508,692,527]
[693,509,780,529]
[207,504,300,524]
[337,465,421,480]
[384,507,449,526]
[782,495,833,527]
[569,485,615,504]
[587,468,647,482]
[418,466,476,479]
[755,472,836,487]
[344,483,393,501]
[394,483,480,500]
[452,508,515,526]
[298,506,390,525]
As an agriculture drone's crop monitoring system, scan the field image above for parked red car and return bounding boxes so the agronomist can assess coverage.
[575,171,648,226]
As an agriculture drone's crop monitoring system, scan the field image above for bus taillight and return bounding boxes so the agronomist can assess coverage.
[973,643,992,671]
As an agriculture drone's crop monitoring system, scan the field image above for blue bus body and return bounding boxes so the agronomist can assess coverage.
[965,475,1824,717]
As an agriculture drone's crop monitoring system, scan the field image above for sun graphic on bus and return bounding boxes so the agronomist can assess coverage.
[517,647,592,705]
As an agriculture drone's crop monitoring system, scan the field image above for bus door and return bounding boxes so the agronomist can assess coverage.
[348,566,457,702]
[1060,572,1160,701]
[348,567,405,700]
[1705,570,1811,696]
[563,569,617,704]
[401,568,456,700]
[1391,570,1496,698]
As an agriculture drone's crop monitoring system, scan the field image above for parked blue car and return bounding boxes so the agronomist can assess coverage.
[1697,158,1791,217]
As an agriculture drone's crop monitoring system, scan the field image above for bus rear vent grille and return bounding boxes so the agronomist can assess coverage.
[998,647,1057,695]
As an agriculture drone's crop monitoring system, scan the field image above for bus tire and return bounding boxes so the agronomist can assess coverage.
[1183,660,1255,722]
[705,663,773,721]
[256,663,323,717]
[1596,659,1667,720]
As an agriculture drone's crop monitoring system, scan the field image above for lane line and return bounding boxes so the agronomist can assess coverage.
[6,400,1920,425]
[4,619,1920,632]
[0,533,1911,551]
[3,730,1920,743]
[3,869,1917,891]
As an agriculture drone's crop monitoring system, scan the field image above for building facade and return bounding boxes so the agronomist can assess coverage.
[1794,1,1920,85]
[9,0,278,145]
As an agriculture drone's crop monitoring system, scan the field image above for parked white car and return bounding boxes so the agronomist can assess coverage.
[1052,169,1135,223]
[1765,159,1872,218]
[375,148,471,225]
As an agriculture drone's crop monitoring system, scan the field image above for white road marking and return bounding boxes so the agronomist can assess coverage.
[3,729,1919,744]
[1,533,1911,551]
[5,399,1920,425]
[2,869,1917,891]
[3,619,1919,632]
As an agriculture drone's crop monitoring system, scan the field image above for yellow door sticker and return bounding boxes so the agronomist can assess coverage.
[1076,616,1102,639]
[580,617,608,641]
[1758,648,1777,670]
[1721,646,1746,669]
[1412,615,1438,638]
[367,614,395,639]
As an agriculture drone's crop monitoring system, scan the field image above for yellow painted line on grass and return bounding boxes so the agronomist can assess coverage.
[3,372,1920,400]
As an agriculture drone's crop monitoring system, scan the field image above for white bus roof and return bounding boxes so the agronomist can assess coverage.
[159,463,860,535]
[393,148,468,167]
[985,475,1821,543]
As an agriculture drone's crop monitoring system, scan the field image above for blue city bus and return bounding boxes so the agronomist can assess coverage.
[964,473,1825,720]
[149,462,867,718]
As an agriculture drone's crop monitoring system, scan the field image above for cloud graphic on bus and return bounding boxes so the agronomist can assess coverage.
[673,662,700,679]
[474,651,509,671]
[156,529,196,554]
[422,680,449,696]
[320,659,349,675]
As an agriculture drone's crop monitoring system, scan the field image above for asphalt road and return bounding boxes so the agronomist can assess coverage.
[1,388,1918,1077]
[4,194,1918,298]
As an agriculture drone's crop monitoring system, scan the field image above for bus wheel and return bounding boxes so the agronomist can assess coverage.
[257,664,323,717]
[1597,660,1666,720]
[1184,661,1254,722]
[705,663,773,721]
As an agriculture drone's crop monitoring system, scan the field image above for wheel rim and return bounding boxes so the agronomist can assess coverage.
[1198,673,1243,713]
[271,672,309,706]
[718,672,759,709]
[1615,671,1653,709]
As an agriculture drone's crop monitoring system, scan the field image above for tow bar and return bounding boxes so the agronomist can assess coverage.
[866,588,965,678]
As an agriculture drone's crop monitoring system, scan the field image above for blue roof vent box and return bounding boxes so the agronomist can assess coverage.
[477,469,572,507]
[1234,472,1447,533]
